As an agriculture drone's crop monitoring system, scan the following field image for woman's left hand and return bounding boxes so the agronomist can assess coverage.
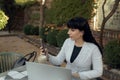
[72,72,80,78]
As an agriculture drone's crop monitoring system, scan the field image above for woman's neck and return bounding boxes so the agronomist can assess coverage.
[75,39,84,47]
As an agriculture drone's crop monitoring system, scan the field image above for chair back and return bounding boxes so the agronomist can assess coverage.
[0,52,23,73]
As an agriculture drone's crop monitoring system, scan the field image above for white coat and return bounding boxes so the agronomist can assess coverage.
[49,38,103,80]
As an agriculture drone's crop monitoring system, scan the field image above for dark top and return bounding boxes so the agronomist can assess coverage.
[70,45,82,63]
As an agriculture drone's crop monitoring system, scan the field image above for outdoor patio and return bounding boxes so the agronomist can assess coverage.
[0,31,111,80]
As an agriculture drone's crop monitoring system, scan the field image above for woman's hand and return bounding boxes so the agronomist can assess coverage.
[72,72,80,78]
[39,47,46,55]
[39,47,49,61]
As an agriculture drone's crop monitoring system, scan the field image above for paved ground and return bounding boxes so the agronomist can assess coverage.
[0,31,39,55]
[0,36,39,55]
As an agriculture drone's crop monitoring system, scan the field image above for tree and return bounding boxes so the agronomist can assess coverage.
[99,0,120,48]
[0,0,36,33]
[39,0,46,28]
[0,10,9,30]
[2,0,16,33]
[45,0,96,25]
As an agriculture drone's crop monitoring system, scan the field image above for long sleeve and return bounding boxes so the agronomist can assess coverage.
[79,46,103,80]
[48,39,68,65]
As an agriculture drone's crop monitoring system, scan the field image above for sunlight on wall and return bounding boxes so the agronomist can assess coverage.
[96,0,120,30]
[15,0,35,5]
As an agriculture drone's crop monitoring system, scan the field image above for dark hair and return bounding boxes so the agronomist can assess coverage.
[67,17,103,54]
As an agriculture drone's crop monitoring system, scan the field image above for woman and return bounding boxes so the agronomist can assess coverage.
[40,17,103,80]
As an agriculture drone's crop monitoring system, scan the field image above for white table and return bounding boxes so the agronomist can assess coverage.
[0,66,28,80]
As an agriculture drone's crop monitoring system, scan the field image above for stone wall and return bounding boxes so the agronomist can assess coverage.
[103,66,120,80]
[24,0,53,27]
[24,4,40,27]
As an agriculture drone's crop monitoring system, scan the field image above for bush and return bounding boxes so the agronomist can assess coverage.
[45,0,95,24]
[104,39,120,69]
[39,27,47,42]
[46,29,58,46]
[23,24,33,35]
[0,10,9,30]
[56,29,68,47]
[31,26,39,35]
[30,13,40,20]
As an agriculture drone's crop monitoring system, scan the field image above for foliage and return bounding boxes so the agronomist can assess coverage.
[31,26,39,35]
[23,24,39,35]
[0,10,9,30]
[39,27,48,42]
[104,39,120,69]
[56,29,69,47]
[15,0,36,7]
[0,0,25,32]
[30,13,40,20]
[39,25,69,47]
[45,0,96,25]
[39,25,58,41]
[23,24,34,35]
[46,29,58,46]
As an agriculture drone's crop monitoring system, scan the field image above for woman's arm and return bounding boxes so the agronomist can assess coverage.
[48,39,68,65]
[78,47,103,80]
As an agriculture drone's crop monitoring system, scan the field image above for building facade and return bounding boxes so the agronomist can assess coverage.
[96,0,120,30]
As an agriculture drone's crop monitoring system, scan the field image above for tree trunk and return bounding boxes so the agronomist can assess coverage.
[99,0,120,48]
[39,0,46,36]
[40,4,44,28]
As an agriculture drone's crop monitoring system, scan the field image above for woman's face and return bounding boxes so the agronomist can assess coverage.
[67,28,83,41]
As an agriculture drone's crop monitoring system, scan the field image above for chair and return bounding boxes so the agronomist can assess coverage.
[0,52,23,73]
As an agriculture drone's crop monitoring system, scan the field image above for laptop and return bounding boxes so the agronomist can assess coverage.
[26,62,71,80]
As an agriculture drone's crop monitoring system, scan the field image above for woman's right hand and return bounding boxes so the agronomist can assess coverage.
[39,47,49,61]
[39,47,46,55]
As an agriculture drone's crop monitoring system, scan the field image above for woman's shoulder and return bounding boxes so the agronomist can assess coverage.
[85,42,98,49]
[64,38,73,42]
[63,38,74,44]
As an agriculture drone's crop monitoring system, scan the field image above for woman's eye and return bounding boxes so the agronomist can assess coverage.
[71,29,76,31]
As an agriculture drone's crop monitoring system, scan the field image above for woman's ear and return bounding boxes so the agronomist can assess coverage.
[80,31,84,36]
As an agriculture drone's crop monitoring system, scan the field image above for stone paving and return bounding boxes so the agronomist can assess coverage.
[0,31,39,56]
[0,36,39,55]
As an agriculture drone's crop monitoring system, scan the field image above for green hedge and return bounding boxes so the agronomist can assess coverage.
[23,24,39,35]
[23,24,33,35]
[46,29,58,46]
[31,26,39,35]
[56,29,68,47]
[39,27,50,42]
[104,39,120,69]
[45,0,95,25]
[40,27,69,47]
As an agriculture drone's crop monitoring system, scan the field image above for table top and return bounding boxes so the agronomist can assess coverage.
[0,66,28,80]
[0,62,55,80]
